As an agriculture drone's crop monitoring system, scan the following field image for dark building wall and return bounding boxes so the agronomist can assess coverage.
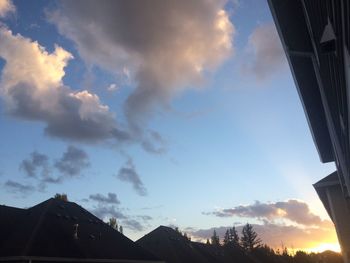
[268,0,350,262]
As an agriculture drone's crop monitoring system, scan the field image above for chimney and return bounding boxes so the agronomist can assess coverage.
[73,224,79,239]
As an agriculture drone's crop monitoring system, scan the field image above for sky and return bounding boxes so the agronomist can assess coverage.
[0,0,339,253]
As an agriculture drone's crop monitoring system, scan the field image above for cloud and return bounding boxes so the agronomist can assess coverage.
[241,23,287,80]
[0,0,15,18]
[90,205,127,220]
[20,151,50,178]
[141,130,167,155]
[189,222,337,250]
[88,192,126,220]
[137,215,153,221]
[107,83,118,92]
[4,180,35,194]
[117,157,147,196]
[122,219,144,232]
[91,205,148,232]
[50,0,234,128]
[87,192,150,232]
[89,192,120,205]
[0,27,130,143]
[204,199,326,226]
[18,146,90,189]
[55,145,90,177]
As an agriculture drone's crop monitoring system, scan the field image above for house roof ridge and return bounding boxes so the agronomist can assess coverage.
[22,198,54,255]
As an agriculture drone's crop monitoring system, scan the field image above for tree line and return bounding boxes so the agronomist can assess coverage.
[203,223,342,263]
[208,223,261,251]
[108,217,124,234]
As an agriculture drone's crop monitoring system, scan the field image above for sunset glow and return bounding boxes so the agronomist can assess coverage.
[306,243,341,253]
[0,0,339,255]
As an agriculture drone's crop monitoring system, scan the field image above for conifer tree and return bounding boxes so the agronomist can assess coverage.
[240,223,261,251]
[230,226,240,247]
[211,229,220,246]
[223,229,230,246]
[108,217,118,230]
[54,193,68,201]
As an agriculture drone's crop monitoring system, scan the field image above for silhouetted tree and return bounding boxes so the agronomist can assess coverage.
[119,225,123,234]
[229,226,240,247]
[211,229,220,246]
[54,193,68,201]
[183,232,191,241]
[294,251,313,263]
[240,223,261,251]
[280,246,293,263]
[223,229,230,246]
[108,217,118,230]
[206,239,210,245]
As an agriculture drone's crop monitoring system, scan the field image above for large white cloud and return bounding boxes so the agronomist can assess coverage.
[0,27,129,142]
[50,0,234,129]
[0,0,15,18]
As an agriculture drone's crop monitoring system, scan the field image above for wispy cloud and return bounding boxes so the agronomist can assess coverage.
[89,192,120,205]
[241,23,287,80]
[55,146,90,177]
[20,151,50,178]
[204,199,326,226]
[122,219,144,232]
[90,205,127,220]
[17,146,90,190]
[141,130,167,155]
[87,192,152,232]
[117,157,147,196]
[4,180,35,194]
[107,83,118,92]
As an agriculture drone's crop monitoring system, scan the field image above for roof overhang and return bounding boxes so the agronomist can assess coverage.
[0,256,164,263]
[268,0,334,163]
[313,171,340,221]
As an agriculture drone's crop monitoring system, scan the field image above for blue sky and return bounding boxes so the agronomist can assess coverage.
[0,0,338,251]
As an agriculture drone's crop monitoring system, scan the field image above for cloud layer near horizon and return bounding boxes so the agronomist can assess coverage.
[199,199,337,250]
[51,0,234,129]
[189,222,337,251]
[204,199,328,226]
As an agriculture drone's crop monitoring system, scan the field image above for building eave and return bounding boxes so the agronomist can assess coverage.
[268,0,334,163]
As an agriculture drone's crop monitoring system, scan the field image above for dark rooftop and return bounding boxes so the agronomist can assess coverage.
[313,171,340,221]
[0,198,161,262]
[137,226,254,263]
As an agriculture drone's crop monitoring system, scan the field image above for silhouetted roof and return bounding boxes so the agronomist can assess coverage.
[0,205,25,251]
[314,171,340,221]
[137,226,253,263]
[314,171,339,188]
[268,0,336,163]
[0,198,162,262]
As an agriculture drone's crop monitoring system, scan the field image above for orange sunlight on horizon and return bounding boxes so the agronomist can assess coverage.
[305,242,341,253]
